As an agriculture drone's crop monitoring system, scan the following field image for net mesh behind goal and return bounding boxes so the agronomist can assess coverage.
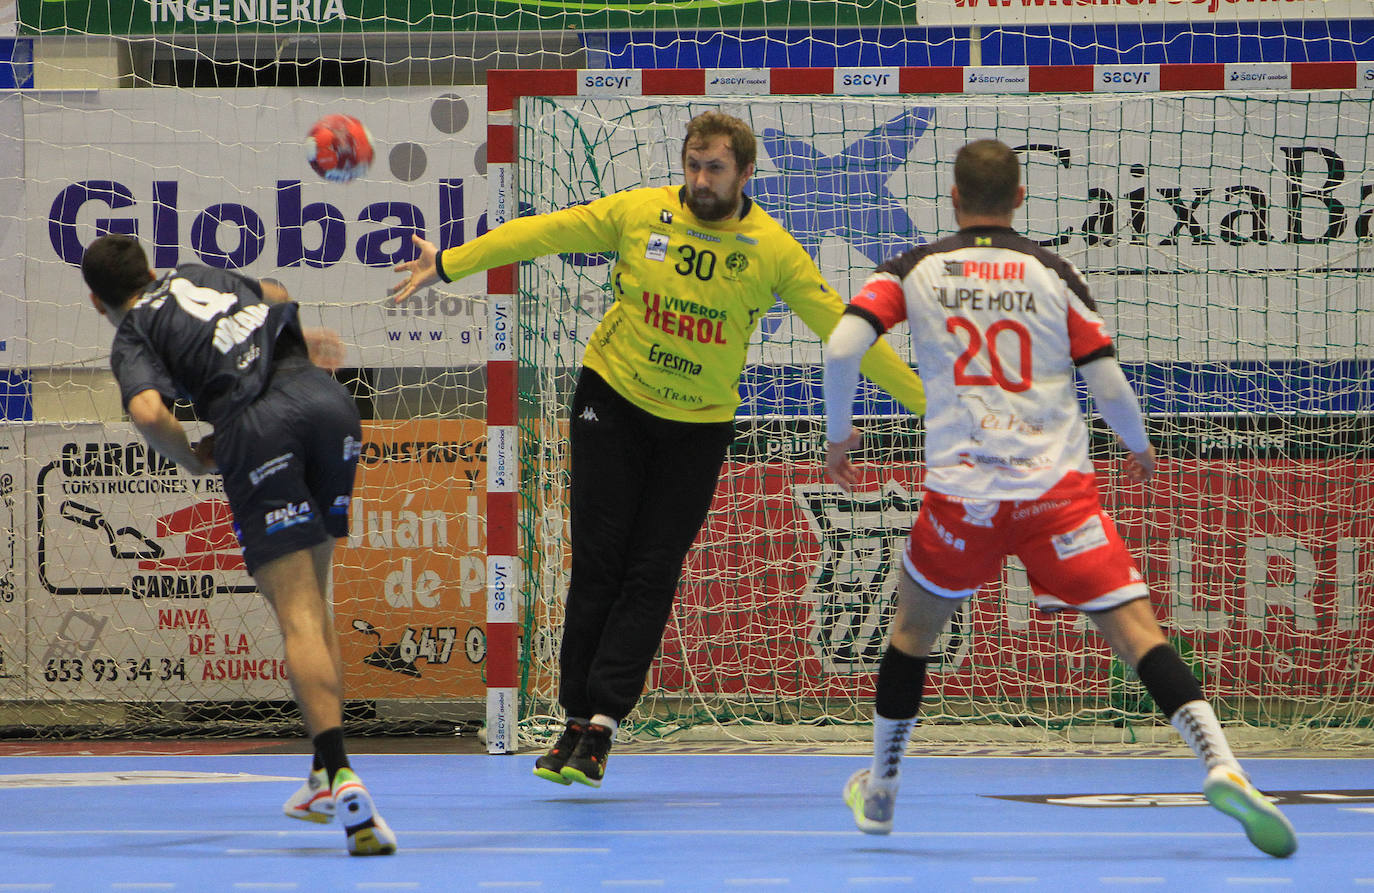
[0,88,491,739]
[514,88,1374,748]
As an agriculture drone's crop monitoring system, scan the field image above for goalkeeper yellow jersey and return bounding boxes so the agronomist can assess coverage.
[437,185,925,423]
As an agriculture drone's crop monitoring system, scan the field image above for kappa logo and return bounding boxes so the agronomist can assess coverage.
[579,406,598,423]
[660,209,674,225]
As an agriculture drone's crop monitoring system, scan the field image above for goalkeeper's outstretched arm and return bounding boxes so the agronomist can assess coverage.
[390,198,624,305]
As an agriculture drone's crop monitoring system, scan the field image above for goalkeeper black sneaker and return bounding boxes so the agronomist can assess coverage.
[560,722,613,787]
[533,719,586,785]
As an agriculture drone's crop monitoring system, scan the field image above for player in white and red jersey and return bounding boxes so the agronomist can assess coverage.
[823,139,1296,858]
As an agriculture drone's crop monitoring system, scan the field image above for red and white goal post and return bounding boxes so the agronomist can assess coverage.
[482,64,1374,752]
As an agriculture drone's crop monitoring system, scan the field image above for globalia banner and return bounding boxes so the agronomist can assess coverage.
[22,88,490,370]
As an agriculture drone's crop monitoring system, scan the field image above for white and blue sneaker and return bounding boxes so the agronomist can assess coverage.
[844,769,895,835]
[331,768,397,856]
[1203,765,1297,858]
[282,767,334,824]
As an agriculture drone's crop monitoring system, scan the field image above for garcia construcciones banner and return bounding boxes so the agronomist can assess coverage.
[2,419,488,704]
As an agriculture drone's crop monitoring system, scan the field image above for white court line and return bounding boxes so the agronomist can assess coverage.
[1224,880,1292,886]
[972,880,1039,886]
[1099,880,1165,886]
[723,881,789,887]
[1,828,1372,840]
[846,878,915,885]
[226,846,609,856]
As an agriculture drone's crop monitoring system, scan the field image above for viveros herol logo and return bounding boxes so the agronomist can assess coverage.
[265,501,314,534]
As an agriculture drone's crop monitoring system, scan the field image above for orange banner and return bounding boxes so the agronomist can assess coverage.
[334,419,488,699]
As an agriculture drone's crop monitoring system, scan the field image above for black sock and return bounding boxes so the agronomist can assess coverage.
[1135,643,1204,718]
[874,645,928,721]
[312,726,350,783]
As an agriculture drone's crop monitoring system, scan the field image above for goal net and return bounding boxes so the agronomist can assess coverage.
[513,84,1374,748]
[0,88,494,739]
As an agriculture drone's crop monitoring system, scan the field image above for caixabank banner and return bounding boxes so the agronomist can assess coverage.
[8,419,487,703]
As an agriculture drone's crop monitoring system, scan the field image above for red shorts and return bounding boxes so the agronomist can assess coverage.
[904,473,1149,612]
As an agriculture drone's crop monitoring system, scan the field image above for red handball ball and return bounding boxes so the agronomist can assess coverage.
[305,113,374,183]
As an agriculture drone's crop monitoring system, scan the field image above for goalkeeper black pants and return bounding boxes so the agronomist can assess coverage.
[559,367,735,723]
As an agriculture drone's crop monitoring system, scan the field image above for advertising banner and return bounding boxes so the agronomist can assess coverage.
[0,425,23,700]
[25,422,272,701]
[18,0,1349,37]
[917,0,1366,26]
[335,418,489,700]
[23,89,488,370]
[18,0,922,38]
[528,92,1374,406]
[0,91,25,373]
[9,419,489,703]
[654,424,1374,703]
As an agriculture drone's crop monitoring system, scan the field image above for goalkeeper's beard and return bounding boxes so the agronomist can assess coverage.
[686,188,740,222]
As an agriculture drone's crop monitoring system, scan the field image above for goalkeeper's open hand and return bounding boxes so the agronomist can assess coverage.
[389,234,440,304]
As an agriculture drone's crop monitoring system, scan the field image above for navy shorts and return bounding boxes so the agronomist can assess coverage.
[214,365,362,576]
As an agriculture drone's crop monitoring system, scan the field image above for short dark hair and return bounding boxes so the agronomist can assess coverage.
[954,139,1020,216]
[682,111,757,172]
[82,233,152,308]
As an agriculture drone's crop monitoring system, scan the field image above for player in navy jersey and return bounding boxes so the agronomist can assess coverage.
[823,140,1296,858]
[82,234,396,856]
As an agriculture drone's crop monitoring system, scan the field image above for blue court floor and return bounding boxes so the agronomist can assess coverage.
[0,751,1368,891]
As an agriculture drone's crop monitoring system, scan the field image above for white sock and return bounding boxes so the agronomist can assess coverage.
[1170,700,1240,772]
[868,714,915,792]
[590,714,619,735]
